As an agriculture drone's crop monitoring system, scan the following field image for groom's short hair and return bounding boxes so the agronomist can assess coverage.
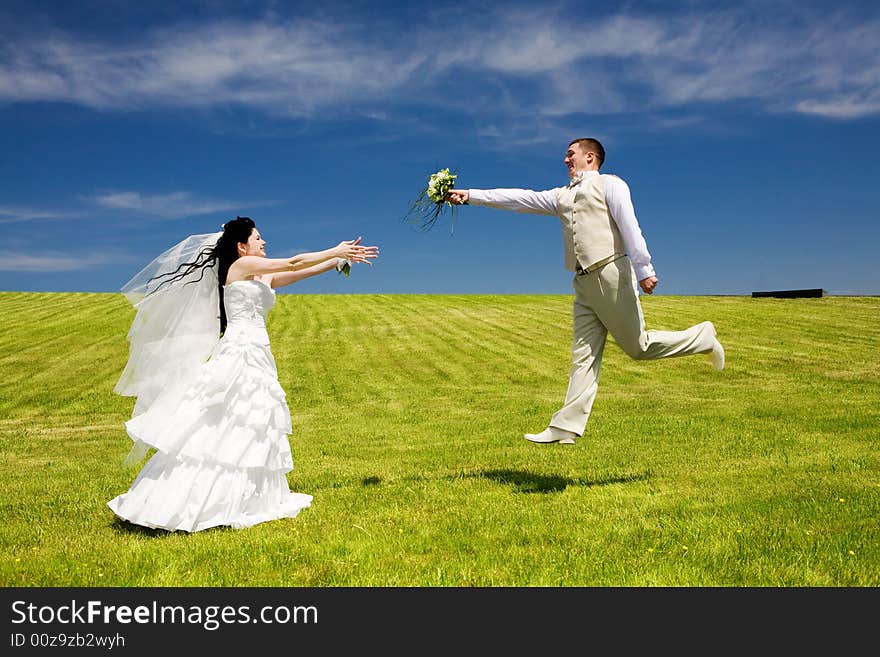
[569,138,605,168]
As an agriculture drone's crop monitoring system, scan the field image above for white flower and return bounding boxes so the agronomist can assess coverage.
[404,166,460,233]
[426,168,456,203]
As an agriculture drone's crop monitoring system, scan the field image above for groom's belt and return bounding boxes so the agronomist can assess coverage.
[575,253,626,276]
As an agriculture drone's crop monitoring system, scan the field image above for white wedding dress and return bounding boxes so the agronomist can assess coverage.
[108,279,312,532]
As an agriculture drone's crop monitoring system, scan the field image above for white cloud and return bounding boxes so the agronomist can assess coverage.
[0,190,276,227]
[0,5,877,125]
[0,208,79,224]
[0,252,123,272]
[0,20,424,116]
[454,12,668,74]
[450,7,880,120]
[795,98,880,120]
[91,190,275,218]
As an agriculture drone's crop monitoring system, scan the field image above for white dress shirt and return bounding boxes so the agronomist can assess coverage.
[468,170,656,281]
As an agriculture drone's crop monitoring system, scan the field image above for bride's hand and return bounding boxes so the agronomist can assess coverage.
[336,237,380,265]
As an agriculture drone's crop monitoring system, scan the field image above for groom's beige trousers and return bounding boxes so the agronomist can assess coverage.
[550,255,716,436]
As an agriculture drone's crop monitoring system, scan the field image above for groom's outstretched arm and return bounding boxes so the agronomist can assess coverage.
[447,188,558,216]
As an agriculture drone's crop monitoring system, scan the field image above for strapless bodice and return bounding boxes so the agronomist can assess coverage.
[222,279,276,344]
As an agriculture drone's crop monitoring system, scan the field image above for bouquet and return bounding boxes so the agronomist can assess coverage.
[404,167,458,234]
[336,259,351,277]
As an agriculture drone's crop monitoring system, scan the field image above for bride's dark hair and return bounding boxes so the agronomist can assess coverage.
[147,216,256,333]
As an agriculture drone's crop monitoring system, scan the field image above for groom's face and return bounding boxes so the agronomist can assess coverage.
[564,143,591,177]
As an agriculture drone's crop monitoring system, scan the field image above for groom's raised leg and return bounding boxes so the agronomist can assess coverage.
[595,259,717,362]
[708,333,725,371]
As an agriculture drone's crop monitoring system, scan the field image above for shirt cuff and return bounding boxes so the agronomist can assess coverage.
[466,189,486,205]
[634,263,655,281]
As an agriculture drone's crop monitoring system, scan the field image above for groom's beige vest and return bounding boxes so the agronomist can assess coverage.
[555,174,625,272]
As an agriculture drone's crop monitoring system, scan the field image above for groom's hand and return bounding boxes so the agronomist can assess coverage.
[446,190,469,205]
[639,276,658,294]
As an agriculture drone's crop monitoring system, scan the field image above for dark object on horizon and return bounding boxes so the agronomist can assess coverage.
[752,289,825,298]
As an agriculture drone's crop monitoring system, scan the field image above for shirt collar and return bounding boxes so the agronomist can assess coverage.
[567,169,599,187]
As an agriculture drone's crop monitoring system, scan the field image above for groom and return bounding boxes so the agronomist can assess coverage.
[446,137,724,445]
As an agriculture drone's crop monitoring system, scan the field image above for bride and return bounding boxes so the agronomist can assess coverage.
[108,216,379,532]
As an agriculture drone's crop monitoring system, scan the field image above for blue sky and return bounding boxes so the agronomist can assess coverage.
[1,0,878,295]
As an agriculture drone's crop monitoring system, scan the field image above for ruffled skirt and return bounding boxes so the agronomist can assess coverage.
[108,334,312,532]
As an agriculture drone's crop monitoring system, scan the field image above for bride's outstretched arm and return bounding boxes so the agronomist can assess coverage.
[267,258,345,289]
[229,237,379,281]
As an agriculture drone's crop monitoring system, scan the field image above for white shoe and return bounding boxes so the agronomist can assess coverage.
[709,338,725,372]
[524,427,577,445]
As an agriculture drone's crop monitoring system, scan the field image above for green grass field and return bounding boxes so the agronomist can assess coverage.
[1,292,877,586]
